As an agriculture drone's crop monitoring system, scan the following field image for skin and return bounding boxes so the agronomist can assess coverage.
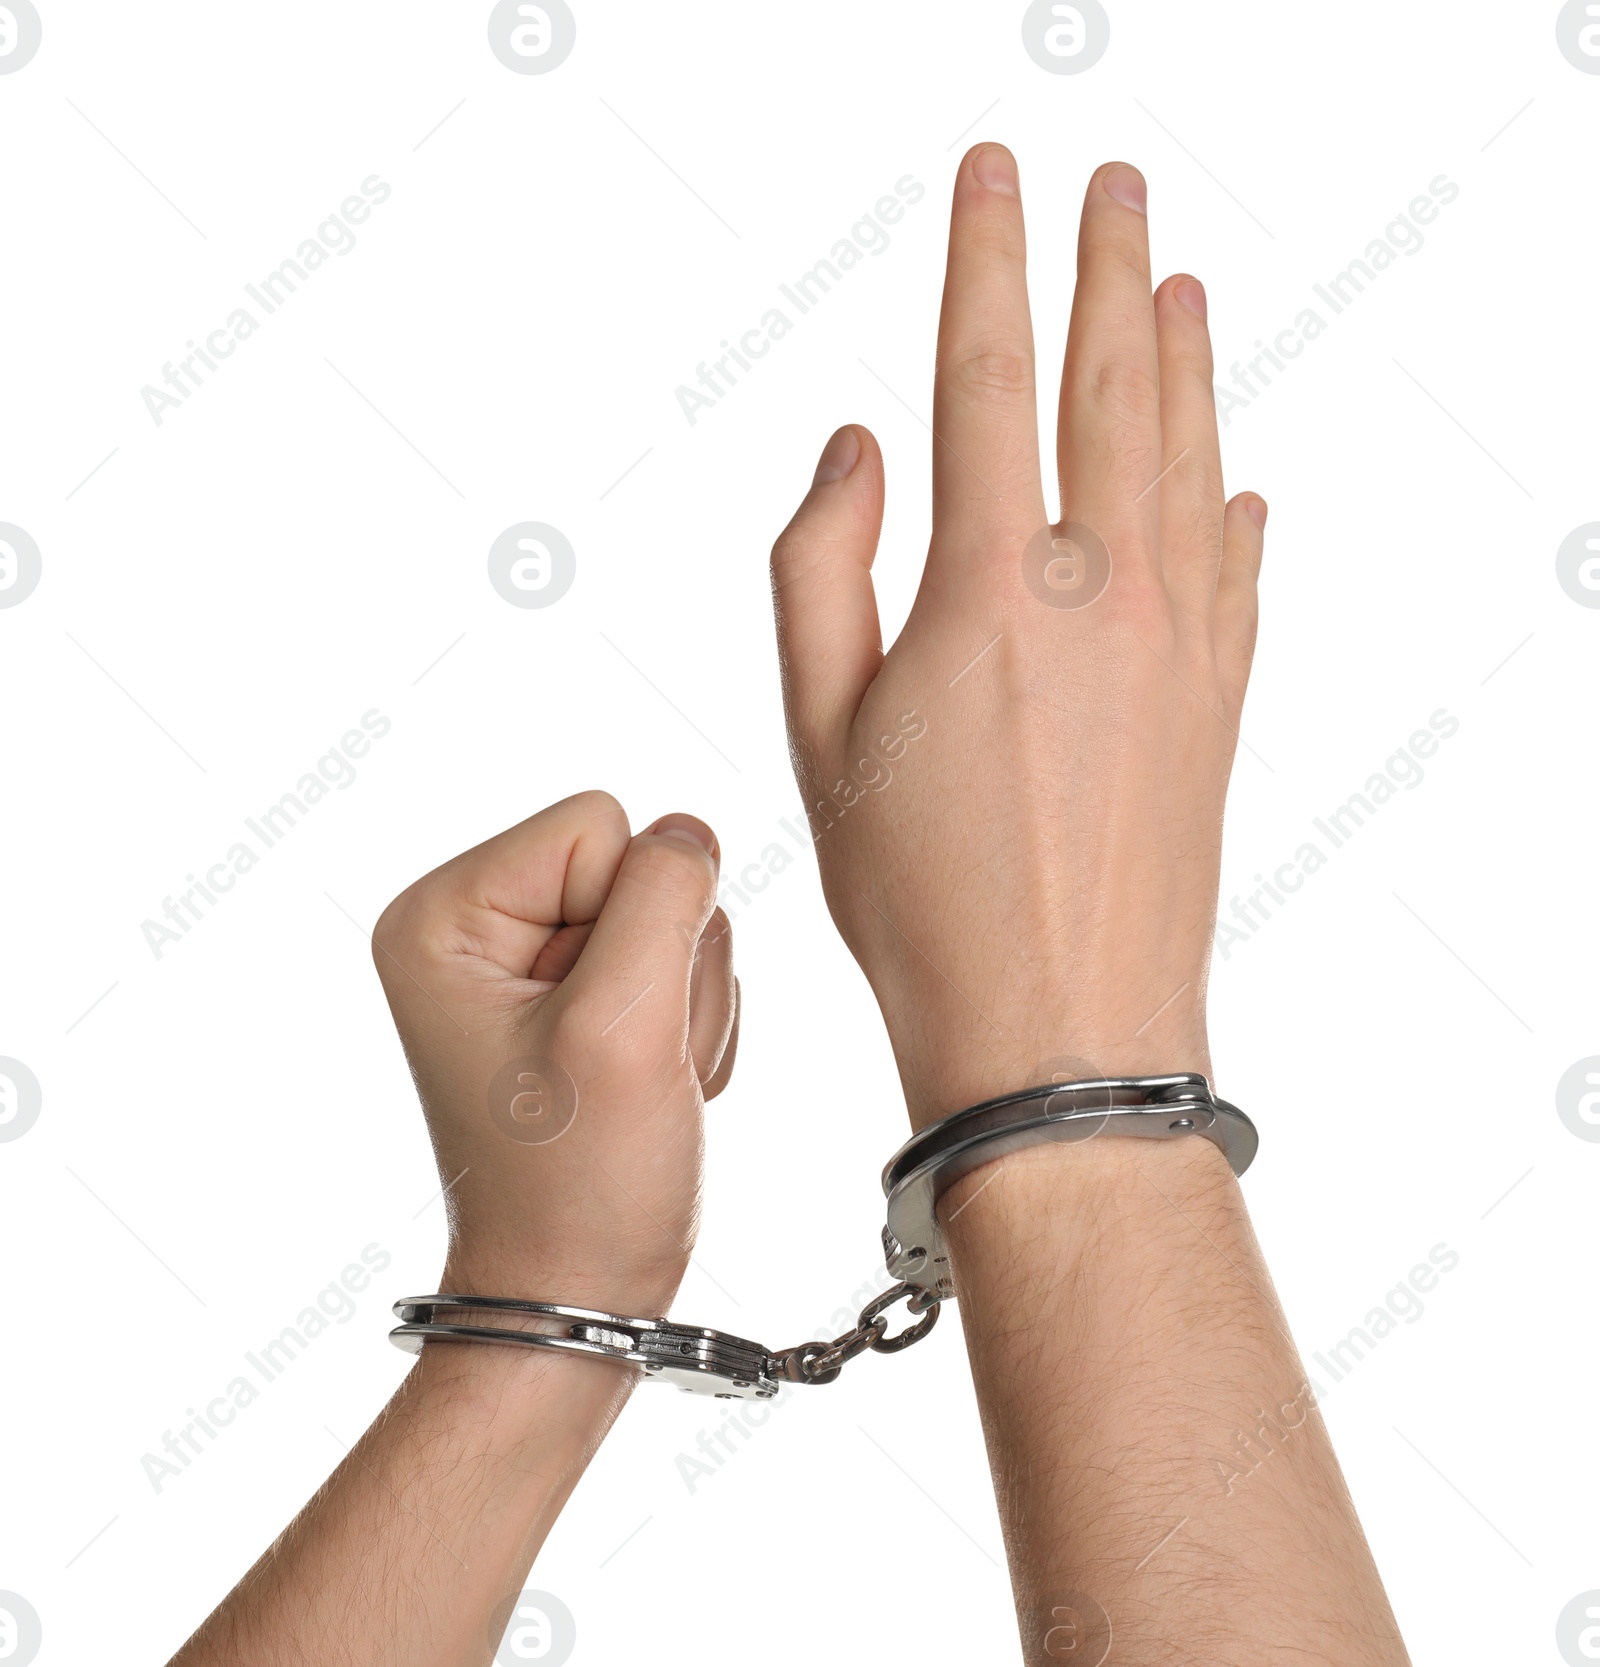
[170,797,737,1664]
[170,148,1410,1665]
[770,148,1410,1663]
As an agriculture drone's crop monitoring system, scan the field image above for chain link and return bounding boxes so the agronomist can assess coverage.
[767,1281,941,1386]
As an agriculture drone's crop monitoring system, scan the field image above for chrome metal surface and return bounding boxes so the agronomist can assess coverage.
[390,1296,781,1400]
[391,1282,945,1399]
[881,1075,1258,1304]
[388,1078,1250,1400]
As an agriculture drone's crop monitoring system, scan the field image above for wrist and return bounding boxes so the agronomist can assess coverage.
[396,1321,642,1489]
[893,1032,1215,1132]
[938,1128,1238,1292]
[439,1247,690,1321]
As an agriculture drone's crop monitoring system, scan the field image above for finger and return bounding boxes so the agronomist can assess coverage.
[770,423,885,759]
[687,909,736,1084]
[931,144,1046,546]
[1057,164,1163,571]
[528,920,595,985]
[1215,494,1267,718]
[702,978,741,1101]
[1153,274,1226,606]
[375,790,630,981]
[555,814,719,1068]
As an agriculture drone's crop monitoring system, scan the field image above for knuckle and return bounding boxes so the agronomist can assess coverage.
[548,985,664,1079]
[540,989,607,1068]
[372,884,429,965]
[541,985,594,1048]
[1168,344,1214,386]
[624,837,715,903]
[770,523,834,590]
[1091,232,1152,286]
[963,210,1026,264]
[769,525,796,572]
[947,344,1034,402]
[565,787,626,828]
[1088,356,1159,423]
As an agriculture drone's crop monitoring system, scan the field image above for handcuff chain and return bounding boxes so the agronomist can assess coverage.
[766,1280,940,1386]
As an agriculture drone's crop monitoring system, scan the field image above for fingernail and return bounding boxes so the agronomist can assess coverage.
[973,145,1018,196]
[1175,276,1207,322]
[647,815,719,860]
[1104,164,1146,214]
[1246,496,1268,530]
[812,425,860,486]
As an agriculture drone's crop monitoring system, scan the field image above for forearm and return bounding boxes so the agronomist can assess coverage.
[173,794,733,1664]
[944,1135,1409,1666]
[170,1340,633,1667]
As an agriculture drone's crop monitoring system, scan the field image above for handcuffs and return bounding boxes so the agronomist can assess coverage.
[391,1074,1257,1401]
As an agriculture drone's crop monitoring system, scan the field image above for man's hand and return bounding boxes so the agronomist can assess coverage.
[772,148,1265,1126]
[171,793,739,1666]
[768,149,1409,1667]
[373,790,738,1314]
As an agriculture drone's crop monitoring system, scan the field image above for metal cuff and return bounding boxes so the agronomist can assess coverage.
[390,1296,780,1399]
[389,1286,939,1400]
[880,1074,1258,1305]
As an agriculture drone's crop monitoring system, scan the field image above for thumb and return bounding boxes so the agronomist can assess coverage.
[770,424,885,761]
[552,814,720,1073]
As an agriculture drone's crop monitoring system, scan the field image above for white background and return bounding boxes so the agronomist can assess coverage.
[1,2,1596,1662]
